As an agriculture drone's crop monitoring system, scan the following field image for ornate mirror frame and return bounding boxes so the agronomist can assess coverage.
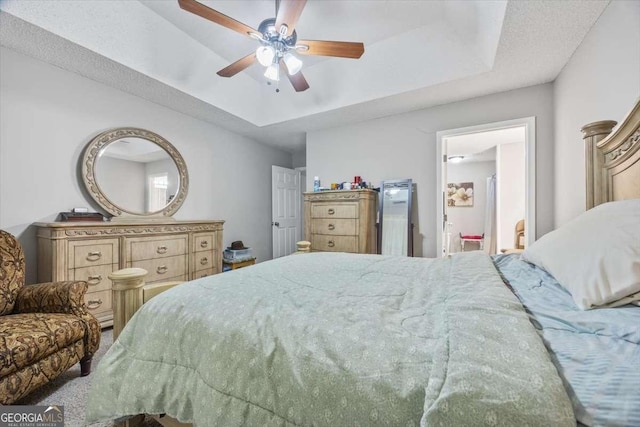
[82,127,189,221]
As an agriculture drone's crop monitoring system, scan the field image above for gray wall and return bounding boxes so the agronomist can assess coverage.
[553,0,640,226]
[97,156,145,212]
[0,47,292,283]
[307,83,555,257]
[292,148,306,169]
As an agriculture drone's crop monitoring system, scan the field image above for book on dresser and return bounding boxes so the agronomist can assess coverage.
[34,220,224,328]
[304,189,377,254]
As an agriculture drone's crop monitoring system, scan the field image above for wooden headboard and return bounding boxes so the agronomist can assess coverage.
[581,99,640,208]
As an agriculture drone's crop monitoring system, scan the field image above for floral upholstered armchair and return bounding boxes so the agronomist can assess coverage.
[0,230,101,404]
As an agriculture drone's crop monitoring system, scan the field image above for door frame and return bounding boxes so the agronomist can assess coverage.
[435,116,536,257]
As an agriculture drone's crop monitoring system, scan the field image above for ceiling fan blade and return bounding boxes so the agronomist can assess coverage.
[296,40,364,59]
[217,53,257,78]
[275,0,307,37]
[281,60,309,92]
[178,0,259,39]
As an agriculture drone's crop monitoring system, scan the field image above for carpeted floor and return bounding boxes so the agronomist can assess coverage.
[17,328,162,427]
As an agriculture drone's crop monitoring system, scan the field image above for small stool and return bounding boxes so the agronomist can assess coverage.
[460,233,484,251]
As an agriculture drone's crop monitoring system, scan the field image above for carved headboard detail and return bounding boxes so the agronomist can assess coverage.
[581,100,640,209]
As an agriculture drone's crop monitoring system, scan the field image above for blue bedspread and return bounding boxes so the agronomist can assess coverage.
[494,254,640,427]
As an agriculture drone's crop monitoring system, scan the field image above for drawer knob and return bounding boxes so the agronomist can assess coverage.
[157,265,168,275]
[328,208,335,215]
[328,224,335,231]
[86,251,102,262]
[328,240,335,248]
[87,275,102,285]
[200,257,208,265]
[87,299,103,309]
[200,241,209,248]
[157,246,168,254]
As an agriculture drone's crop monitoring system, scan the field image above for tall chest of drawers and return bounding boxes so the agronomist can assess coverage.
[304,190,377,254]
[35,220,224,328]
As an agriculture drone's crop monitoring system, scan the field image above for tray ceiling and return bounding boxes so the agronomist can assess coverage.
[0,0,609,152]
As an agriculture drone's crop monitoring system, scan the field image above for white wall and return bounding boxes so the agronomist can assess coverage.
[496,142,525,250]
[447,161,496,253]
[554,0,640,226]
[0,47,292,283]
[307,83,554,257]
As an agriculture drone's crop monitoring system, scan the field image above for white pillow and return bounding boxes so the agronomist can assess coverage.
[522,199,640,309]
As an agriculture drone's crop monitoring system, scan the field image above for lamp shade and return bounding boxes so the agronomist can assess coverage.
[264,62,280,81]
[283,53,303,75]
[256,46,275,67]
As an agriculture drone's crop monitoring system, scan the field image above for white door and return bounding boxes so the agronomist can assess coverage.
[272,166,301,258]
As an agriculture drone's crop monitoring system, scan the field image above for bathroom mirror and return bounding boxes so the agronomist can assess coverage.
[378,179,413,256]
[82,128,188,221]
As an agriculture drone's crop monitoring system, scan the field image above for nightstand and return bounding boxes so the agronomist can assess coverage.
[223,258,256,271]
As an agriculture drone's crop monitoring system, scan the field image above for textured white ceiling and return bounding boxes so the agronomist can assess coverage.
[0,0,610,152]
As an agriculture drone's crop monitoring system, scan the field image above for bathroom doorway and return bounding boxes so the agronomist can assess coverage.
[436,117,535,257]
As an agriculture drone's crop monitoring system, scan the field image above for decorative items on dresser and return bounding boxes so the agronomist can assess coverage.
[304,189,377,254]
[34,220,224,328]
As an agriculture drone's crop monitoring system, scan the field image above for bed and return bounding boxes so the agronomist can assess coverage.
[86,100,640,427]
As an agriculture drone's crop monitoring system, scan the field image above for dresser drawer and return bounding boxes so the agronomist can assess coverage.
[69,239,119,268]
[194,233,214,252]
[192,268,215,280]
[131,254,188,283]
[311,218,357,236]
[68,263,117,292]
[84,289,112,316]
[311,235,357,252]
[129,236,187,261]
[311,203,358,219]
[194,250,216,272]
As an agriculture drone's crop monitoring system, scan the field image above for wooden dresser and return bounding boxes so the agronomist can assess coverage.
[304,190,377,254]
[34,220,224,328]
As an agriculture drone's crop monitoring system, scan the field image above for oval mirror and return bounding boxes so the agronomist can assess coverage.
[82,128,188,220]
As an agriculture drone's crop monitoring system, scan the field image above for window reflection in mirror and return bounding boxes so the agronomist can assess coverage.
[95,138,180,214]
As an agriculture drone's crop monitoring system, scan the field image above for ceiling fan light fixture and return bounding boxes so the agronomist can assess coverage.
[256,45,276,67]
[264,62,280,81]
[283,53,303,75]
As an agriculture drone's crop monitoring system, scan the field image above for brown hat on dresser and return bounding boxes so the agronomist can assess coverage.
[228,241,248,250]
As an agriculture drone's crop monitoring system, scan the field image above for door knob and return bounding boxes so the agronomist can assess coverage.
[272,222,280,227]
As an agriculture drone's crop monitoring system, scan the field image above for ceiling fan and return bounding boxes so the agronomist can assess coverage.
[177,0,365,92]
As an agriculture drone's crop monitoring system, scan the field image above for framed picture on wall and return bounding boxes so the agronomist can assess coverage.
[447,182,474,207]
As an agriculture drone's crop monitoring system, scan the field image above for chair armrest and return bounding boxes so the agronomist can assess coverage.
[15,281,101,357]
[15,281,88,315]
